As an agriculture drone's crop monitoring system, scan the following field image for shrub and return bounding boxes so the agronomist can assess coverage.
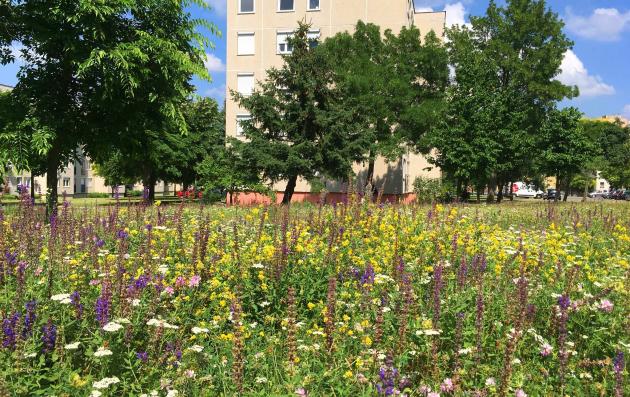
[413,176,454,204]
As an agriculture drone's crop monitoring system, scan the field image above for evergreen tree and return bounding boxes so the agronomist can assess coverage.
[233,22,364,204]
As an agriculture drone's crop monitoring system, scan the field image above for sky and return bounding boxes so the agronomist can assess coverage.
[1,0,629,119]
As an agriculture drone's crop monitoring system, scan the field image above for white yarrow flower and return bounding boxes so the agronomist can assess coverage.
[64,342,81,350]
[93,376,120,389]
[94,347,113,357]
[188,345,204,353]
[191,326,209,334]
[51,293,72,304]
[102,322,124,332]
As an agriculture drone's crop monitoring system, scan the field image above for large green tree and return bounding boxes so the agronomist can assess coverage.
[581,119,630,190]
[233,22,364,204]
[94,97,225,200]
[3,0,216,214]
[429,0,576,202]
[538,107,594,201]
[321,22,448,189]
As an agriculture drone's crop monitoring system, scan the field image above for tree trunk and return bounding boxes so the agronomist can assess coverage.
[582,182,588,202]
[30,176,35,199]
[555,173,560,203]
[563,175,570,202]
[509,182,514,201]
[486,178,496,204]
[45,146,61,218]
[476,187,481,203]
[282,175,298,205]
[365,152,375,191]
[456,179,462,202]
[496,182,504,203]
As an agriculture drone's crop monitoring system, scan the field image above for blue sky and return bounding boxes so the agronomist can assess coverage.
[2,0,629,119]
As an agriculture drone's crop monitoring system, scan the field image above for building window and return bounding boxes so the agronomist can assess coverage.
[237,32,255,55]
[307,30,320,49]
[277,31,293,54]
[307,0,320,11]
[237,73,255,96]
[236,115,251,137]
[600,182,605,188]
[239,0,254,13]
[63,177,70,188]
[278,0,294,12]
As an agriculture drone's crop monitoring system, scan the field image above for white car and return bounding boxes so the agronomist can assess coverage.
[515,188,544,198]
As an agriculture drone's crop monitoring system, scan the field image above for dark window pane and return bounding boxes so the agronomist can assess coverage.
[240,0,254,12]
[309,0,319,9]
[280,0,294,11]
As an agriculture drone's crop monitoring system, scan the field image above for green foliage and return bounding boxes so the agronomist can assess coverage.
[428,0,575,200]
[321,22,448,185]
[581,119,630,189]
[538,108,594,188]
[4,0,218,212]
[233,22,364,204]
[93,97,225,200]
[412,176,454,204]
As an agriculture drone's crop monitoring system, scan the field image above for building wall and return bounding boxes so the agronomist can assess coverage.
[226,0,445,195]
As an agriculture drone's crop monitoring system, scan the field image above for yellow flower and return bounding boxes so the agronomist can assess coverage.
[343,370,353,379]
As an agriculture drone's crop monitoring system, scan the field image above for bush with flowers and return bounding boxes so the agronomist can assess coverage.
[0,193,628,396]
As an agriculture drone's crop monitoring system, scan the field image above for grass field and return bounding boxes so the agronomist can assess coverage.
[0,196,628,396]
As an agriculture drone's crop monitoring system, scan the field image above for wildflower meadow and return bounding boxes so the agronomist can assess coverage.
[0,194,628,397]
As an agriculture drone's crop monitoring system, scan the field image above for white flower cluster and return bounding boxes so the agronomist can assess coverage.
[93,376,120,389]
[51,293,72,304]
[147,318,179,329]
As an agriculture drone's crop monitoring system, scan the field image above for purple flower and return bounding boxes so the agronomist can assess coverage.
[2,313,20,349]
[136,351,149,362]
[117,230,129,240]
[614,351,625,373]
[23,301,36,337]
[41,320,57,353]
[95,286,111,327]
[70,291,84,319]
[557,295,571,310]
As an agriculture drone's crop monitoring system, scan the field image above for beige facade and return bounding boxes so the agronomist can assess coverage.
[226,0,445,195]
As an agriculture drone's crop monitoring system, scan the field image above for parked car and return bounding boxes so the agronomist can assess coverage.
[515,187,544,198]
[587,191,607,199]
[624,190,630,201]
[610,189,626,200]
[543,189,562,200]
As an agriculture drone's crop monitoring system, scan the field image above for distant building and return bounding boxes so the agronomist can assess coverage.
[0,83,13,92]
[595,115,629,127]
[225,0,446,204]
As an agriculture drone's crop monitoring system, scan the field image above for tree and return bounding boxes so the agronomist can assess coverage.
[233,22,364,204]
[6,0,216,214]
[429,0,576,203]
[538,107,593,201]
[321,22,448,189]
[196,142,265,205]
[93,97,224,200]
[0,90,52,196]
[581,119,630,189]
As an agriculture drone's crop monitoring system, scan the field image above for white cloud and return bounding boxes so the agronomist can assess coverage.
[414,2,470,28]
[565,8,630,42]
[204,53,225,72]
[204,84,226,104]
[557,50,615,97]
[444,3,470,28]
[205,0,226,17]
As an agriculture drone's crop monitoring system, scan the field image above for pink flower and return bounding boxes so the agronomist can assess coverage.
[89,279,101,286]
[515,389,527,397]
[440,378,454,392]
[188,275,201,288]
[295,388,307,396]
[598,299,613,313]
[540,343,553,356]
[175,276,186,288]
[35,267,43,276]
[164,286,175,295]
[185,369,196,378]
[428,392,440,397]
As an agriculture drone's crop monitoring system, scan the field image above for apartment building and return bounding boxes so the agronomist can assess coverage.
[226,0,446,204]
